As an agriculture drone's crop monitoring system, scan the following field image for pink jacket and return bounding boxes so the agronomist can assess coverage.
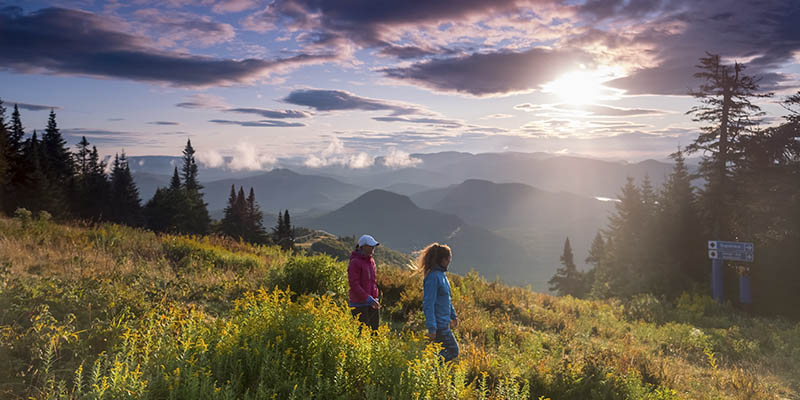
[348,250,378,306]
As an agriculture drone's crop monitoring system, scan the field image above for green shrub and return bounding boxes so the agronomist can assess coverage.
[162,236,264,272]
[267,255,348,300]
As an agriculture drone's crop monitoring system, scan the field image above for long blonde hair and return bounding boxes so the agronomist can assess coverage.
[416,242,451,276]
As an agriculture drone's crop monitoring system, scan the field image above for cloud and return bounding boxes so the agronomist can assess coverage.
[481,113,513,119]
[196,148,225,168]
[587,0,800,95]
[304,137,374,169]
[209,119,306,127]
[176,93,229,109]
[107,118,125,121]
[10,102,59,111]
[381,48,592,96]
[244,0,523,51]
[381,148,422,168]
[0,7,337,88]
[372,116,462,128]
[224,107,311,119]
[212,0,259,14]
[283,89,421,116]
[516,103,668,117]
[132,8,236,48]
[149,121,180,125]
[228,142,277,170]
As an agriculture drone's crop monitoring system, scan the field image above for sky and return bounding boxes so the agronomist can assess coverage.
[1,0,799,170]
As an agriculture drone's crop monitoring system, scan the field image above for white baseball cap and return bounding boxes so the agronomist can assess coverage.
[358,234,380,247]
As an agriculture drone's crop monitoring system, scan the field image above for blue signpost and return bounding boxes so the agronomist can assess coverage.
[708,241,754,304]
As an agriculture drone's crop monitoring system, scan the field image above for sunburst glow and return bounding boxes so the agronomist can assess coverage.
[541,68,621,105]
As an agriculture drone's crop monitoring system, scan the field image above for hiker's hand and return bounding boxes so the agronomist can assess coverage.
[371,300,381,309]
[427,332,436,340]
[451,319,458,329]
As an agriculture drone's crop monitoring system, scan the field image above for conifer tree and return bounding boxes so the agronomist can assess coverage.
[178,139,210,234]
[0,99,8,211]
[109,152,142,226]
[5,104,27,211]
[181,139,200,192]
[170,166,181,190]
[220,185,242,239]
[20,131,53,214]
[84,145,110,220]
[686,53,771,240]
[657,148,705,293]
[75,136,91,177]
[245,187,267,244]
[40,110,74,217]
[598,177,647,297]
[548,237,587,297]
[282,209,294,250]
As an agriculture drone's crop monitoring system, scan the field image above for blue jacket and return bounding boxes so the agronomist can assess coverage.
[422,266,457,333]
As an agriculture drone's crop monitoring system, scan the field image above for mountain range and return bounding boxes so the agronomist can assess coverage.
[126,151,678,290]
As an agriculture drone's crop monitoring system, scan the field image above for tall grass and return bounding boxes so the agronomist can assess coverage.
[1,215,797,399]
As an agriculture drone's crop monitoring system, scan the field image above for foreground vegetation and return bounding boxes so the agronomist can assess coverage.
[1,215,798,399]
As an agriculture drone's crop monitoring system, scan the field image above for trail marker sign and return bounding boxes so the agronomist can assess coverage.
[707,240,755,304]
[708,241,754,262]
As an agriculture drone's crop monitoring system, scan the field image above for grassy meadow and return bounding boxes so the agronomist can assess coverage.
[1,213,798,399]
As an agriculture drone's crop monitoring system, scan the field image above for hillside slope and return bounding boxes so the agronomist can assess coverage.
[1,216,797,399]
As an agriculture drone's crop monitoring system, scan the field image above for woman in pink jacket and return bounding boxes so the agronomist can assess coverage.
[348,234,381,330]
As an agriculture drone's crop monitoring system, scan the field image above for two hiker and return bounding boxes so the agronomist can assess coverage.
[348,235,459,362]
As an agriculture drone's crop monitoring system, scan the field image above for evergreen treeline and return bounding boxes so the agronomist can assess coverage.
[0,108,270,244]
[551,53,800,318]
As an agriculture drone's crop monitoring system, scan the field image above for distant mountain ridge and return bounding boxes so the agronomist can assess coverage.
[300,190,535,285]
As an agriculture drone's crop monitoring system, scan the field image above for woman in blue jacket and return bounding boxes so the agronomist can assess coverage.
[419,243,458,362]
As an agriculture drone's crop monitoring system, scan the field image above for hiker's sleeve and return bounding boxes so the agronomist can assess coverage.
[450,299,457,321]
[422,275,438,333]
[348,260,367,303]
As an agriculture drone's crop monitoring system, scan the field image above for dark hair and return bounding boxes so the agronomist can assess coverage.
[416,242,452,276]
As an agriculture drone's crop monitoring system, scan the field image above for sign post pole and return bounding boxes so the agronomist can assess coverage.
[712,258,724,303]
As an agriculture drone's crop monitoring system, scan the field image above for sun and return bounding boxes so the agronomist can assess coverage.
[541,68,619,105]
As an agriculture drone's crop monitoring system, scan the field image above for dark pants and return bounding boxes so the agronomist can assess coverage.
[435,328,459,362]
[351,306,379,331]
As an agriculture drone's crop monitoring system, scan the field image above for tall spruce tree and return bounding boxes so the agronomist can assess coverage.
[179,139,210,234]
[657,148,705,294]
[599,177,647,297]
[548,237,587,298]
[220,185,243,239]
[245,187,267,244]
[5,104,26,211]
[20,131,53,214]
[41,110,74,217]
[0,99,9,211]
[181,139,200,192]
[686,53,771,240]
[109,152,142,226]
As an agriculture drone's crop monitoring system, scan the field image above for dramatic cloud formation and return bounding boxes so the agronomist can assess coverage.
[243,0,524,48]
[382,48,592,96]
[284,89,421,116]
[304,137,373,169]
[0,7,336,87]
[224,108,311,119]
[209,119,305,127]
